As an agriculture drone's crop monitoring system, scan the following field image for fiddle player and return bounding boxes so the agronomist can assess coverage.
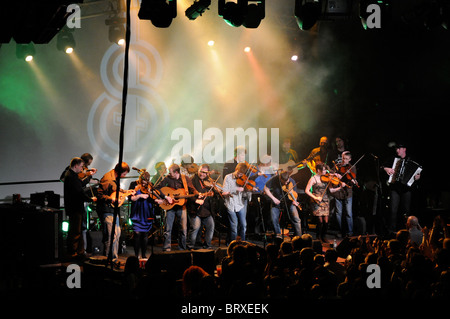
[222,162,252,242]
[305,163,344,243]
[187,164,215,249]
[332,151,356,237]
[129,171,164,258]
[64,157,97,261]
[156,163,198,251]
[264,170,302,238]
[97,162,132,261]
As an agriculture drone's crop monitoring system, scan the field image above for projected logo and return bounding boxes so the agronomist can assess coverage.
[88,24,169,163]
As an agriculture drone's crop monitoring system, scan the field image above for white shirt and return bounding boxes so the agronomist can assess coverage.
[222,173,252,212]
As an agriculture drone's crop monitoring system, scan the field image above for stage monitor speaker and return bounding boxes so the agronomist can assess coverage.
[86,230,103,254]
[149,250,192,279]
[192,249,215,275]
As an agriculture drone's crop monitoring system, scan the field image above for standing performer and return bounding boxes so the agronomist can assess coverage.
[64,157,97,260]
[382,143,421,234]
[187,164,215,249]
[97,162,132,260]
[333,151,357,237]
[304,136,331,172]
[305,163,344,243]
[264,170,302,238]
[222,146,247,180]
[157,163,197,251]
[129,171,164,258]
[151,162,167,186]
[222,162,252,242]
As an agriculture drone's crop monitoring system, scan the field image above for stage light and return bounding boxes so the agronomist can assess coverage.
[138,0,177,28]
[294,0,321,31]
[243,0,265,28]
[291,55,298,61]
[244,46,251,52]
[185,0,211,20]
[208,40,215,46]
[56,29,75,54]
[16,43,35,62]
[218,0,265,28]
[106,16,126,45]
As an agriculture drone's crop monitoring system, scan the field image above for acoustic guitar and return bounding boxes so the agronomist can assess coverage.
[110,189,135,207]
[159,187,213,211]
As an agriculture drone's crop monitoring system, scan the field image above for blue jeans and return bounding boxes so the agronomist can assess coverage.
[335,197,353,235]
[164,207,187,251]
[271,204,302,236]
[227,206,247,241]
[188,215,215,248]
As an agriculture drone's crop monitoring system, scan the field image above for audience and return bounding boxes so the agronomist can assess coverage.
[13,215,450,300]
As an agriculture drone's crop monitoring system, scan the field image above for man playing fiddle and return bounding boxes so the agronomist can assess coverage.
[222,162,252,242]
[332,151,356,237]
[64,157,97,260]
[264,170,302,238]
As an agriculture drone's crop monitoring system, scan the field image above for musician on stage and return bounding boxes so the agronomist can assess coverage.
[157,163,198,251]
[187,164,215,249]
[332,151,356,237]
[264,170,302,238]
[129,171,164,258]
[222,145,247,180]
[304,136,332,171]
[279,137,299,165]
[305,163,344,243]
[222,162,253,242]
[97,162,132,260]
[63,157,97,260]
[150,161,167,186]
[382,143,421,234]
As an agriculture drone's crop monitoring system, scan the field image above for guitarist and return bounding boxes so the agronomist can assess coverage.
[187,164,215,249]
[97,162,132,260]
[156,163,197,251]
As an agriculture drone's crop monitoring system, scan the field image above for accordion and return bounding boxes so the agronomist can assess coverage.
[388,158,422,187]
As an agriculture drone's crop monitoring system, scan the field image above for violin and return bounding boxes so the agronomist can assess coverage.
[236,174,257,191]
[78,168,96,180]
[320,173,346,187]
[282,181,298,202]
[336,164,359,188]
[245,161,267,178]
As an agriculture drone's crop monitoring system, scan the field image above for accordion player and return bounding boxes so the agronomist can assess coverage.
[387,157,422,187]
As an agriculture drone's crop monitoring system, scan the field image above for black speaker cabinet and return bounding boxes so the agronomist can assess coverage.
[0,204,62,265]
[192,249,215,275]
[149,250,192,279]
